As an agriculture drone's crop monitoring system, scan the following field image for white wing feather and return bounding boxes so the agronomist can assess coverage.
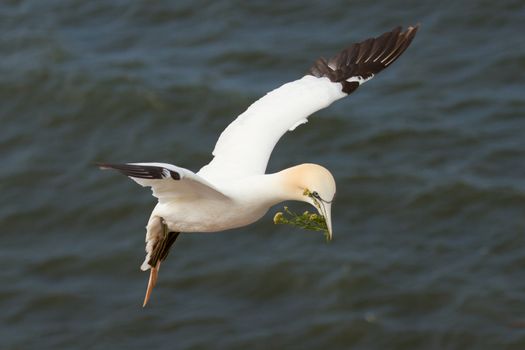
[198,25,419,182]
[100,162,229,203]
[198,75,346,181]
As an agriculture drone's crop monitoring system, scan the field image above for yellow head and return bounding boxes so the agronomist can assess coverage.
[280,163,336,239]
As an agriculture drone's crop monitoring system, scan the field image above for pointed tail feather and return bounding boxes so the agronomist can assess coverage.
[141,216,181,306]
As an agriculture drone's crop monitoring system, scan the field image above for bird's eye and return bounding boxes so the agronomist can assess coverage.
[312,191,320,198]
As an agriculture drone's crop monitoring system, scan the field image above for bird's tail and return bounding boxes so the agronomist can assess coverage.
[141,216,180,306]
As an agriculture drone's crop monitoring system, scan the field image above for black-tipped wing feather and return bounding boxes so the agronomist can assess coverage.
[98,163,181,180]
[197,25,419,181]
[98,162,230,203]
[308,25,419,94]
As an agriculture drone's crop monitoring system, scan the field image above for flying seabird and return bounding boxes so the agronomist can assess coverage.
[98,25,419,306]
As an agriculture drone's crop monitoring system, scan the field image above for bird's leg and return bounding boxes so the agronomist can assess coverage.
[143,219,181,307]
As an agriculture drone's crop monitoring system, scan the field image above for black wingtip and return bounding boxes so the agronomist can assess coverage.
[96,162,181,180]
[308,24,420,94]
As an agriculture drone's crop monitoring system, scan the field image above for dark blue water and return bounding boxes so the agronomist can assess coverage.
[1,1,525,349]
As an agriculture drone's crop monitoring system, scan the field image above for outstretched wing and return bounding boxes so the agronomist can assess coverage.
[98,162,229,203]
[198,25,419,182]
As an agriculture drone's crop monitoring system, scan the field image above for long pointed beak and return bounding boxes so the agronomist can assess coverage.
[316,202,333,241]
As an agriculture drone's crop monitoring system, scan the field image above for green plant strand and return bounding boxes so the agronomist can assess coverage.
[273,206,330,241]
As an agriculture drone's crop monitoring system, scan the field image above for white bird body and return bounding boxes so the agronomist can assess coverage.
[148,162,333,233]
[98,25,419,306]
[149,174,280,233]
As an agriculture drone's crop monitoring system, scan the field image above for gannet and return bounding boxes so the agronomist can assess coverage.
[98,25,419,306]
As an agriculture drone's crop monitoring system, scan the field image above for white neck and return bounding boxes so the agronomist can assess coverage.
[216,170,300,210]
[240,168,307,206]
